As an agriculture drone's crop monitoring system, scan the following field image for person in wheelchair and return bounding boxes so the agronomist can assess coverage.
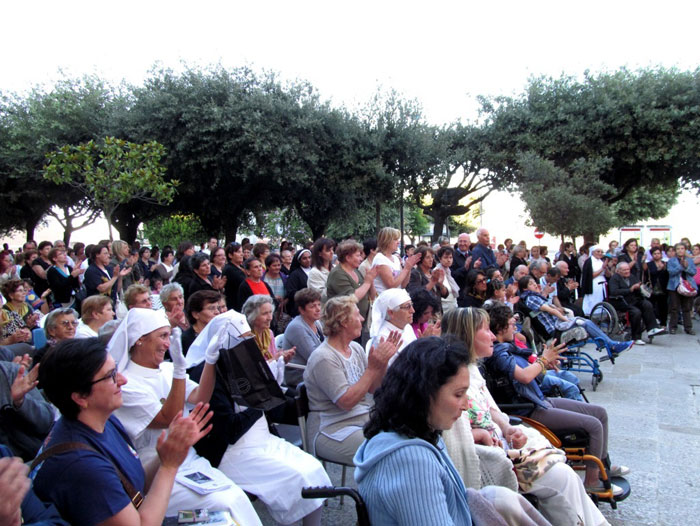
[517,276,634,355]
[485,305,629,496]
[608,262,667,345]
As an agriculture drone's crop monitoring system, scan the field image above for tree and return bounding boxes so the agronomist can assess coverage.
[141,214,207,248]
[479,67,699,228]
[0,76,118,240]
[43,137,177,240]
[517,153,618,239]
[46,202,101,244]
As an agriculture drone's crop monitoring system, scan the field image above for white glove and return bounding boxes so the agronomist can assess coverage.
[169,327,187,379]
[204,332,221,365]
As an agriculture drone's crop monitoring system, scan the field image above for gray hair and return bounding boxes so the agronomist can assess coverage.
[160,282,184,304]
[513,264,529,278]
[616,262,630,271]
[476,227,488,237]
[241,294,275,326]
[528,260,543,273]
[555,261,569,271]
[44,307,79,339]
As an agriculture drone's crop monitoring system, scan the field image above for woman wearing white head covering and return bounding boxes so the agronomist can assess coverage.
[186,310,331,526]
[108,308,262,524]
[581,246,607,316]
[368,289,441,365]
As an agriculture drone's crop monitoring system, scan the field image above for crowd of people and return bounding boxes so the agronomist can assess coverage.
[0,228,698,526]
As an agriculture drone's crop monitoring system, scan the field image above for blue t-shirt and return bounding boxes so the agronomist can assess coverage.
[32,415,145,526]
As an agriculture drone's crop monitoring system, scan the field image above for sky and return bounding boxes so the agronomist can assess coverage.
[2,0,699,245]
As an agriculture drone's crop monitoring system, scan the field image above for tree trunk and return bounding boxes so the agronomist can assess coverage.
[430,213,448,244]
[113,218,140,245]
[583,232,597,245]
[224,222,239,246]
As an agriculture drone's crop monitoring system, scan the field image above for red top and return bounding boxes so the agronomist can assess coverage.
[247,279,269,296]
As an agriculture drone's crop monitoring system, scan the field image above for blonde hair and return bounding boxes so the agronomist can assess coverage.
[124,284,150,308]
[441,307,490,363]
[321,295,358,337]
[377,227,400,253]
[111,240,130,260]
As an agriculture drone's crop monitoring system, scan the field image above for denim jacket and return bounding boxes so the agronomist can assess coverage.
[666,257,697,291]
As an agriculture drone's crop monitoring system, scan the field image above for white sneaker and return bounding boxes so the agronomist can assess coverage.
[634,339,646,345]
[648,327,667,337]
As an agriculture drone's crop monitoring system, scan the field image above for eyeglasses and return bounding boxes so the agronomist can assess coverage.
[59,320,79,328]
[475,278,488,285]
[398,303,414,310]
[203,305,227,313]
[91,368,118,385]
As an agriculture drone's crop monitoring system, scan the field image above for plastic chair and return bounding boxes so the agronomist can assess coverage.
[31,328,47,349]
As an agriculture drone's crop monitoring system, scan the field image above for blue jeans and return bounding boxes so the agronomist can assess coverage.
[580,318,617,347]
[541,371,583,401]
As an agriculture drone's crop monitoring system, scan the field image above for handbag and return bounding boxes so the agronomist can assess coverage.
[677,278,698,297]
[639,269,652,298]
[216,336,287,411]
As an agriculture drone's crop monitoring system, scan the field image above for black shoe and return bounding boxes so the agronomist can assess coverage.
[686,329,696,336]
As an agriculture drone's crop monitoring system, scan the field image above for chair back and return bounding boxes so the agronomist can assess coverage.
[295,382,311,453]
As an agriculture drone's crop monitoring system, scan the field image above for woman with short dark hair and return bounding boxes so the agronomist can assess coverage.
[223,243,246,310]
[186,252,226,300]
[46,247,83,308]
[307,238,335,300]
[459,269,488,308]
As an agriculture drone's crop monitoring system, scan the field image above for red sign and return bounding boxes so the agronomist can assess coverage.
[534,229,544,239]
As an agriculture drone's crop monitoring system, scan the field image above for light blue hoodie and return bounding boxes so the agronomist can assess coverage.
[354,431,472,526]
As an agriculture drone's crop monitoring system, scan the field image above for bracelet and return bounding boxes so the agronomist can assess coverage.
[536,358,547,374]
[540,355,549,366]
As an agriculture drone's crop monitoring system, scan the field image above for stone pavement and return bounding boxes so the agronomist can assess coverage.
[253,331,700,525]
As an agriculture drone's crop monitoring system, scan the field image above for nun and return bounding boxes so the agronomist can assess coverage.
[107,308,261,524]
[185,310,331,526]
[581,246,608,316]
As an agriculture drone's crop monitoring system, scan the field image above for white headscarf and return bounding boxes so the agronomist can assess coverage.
[588,245,604,272]
[370,288,411,338]
[185,310,251,369]
[107,308,170,372]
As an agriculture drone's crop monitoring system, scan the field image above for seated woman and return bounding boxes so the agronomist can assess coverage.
[371,227,419,295]
[442,307,611,524]
[46,247,83,308]
[354,337,478,526]
[108,308,261,524]
[303,295,400,465]
[369,288,440,362]
[32,337,214,526]
[407,246,447,301]
[283,288,324,387]
[307,238,335,301]
[185,309,331,526]
[409,288,442,338]
[484,304,629,495]
[75,295,115,338]
[1,279,39,347]
[181,290,226,354]
[160,283,189,330]
[517,276,634,354]
[459,269,488,308]
[326,240,377,345]
[34,307,79,364]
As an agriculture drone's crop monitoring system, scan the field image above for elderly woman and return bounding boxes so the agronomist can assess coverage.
[371,227,420,295]
[209,246,227,280]
[34,307,79,364]
[32,337,214,526]
[75,295,115,338]
[303,295,401,465]
[160,282,189,330]
[108,308,261,523]
[284,248,312,316]
[307,238,335,300]
[185,310,331,526]
[283,288,324,387]
[581,246,607,315]
[326,240,377,344]
[241,295,295,366]
[1,279,39,347]
[442,307,612,525]
[181,290,226,354]
[237,258,275,312]
[355,338,480,526]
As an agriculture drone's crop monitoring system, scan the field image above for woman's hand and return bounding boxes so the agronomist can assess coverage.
[212,275,227,290]
[25,312,40,329]
[0,456,30,526]
[404,253,421,269]
[156,404,213,470]
[118,266,132,277]
[419,320,442,338]
[281,346,296,363]
[364,265,378,283]
[168,328,187,379]
[10,329,31,344]
[71,267,86,278]
[368,330,402,369]
[430,267,444,284]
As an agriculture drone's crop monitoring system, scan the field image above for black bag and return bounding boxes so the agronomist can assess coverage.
[216,336,286,411]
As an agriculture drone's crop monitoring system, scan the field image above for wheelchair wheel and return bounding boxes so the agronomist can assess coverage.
[589,302,619,337]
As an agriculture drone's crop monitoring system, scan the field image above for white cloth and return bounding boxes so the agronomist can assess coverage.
[583,255,607,316]
[217,415,329,524]
[74,320,98,339]
[371,252,402,295]
[307,267,330,301]
[369,288,411,339]
[114,360,261,524]
[107,308,169,372]
[185,310,250,369]
[367,319,416,367]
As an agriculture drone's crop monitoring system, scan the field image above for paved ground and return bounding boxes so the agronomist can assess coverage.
[253,330,700,525]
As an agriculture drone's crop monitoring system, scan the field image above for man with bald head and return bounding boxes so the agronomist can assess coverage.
[609,261,666,344]
[470,227,507,271]
[451,233,472,271]
[555,261,584,317]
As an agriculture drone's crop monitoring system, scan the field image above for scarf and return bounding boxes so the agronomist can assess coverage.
[370,288,411,338]
[106,308,170,372]
[436,262,460,297]
[254,328,273,360]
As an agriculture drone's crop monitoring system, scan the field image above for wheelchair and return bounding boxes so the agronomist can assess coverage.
[514,300,608,390]
[480,362,631,508]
